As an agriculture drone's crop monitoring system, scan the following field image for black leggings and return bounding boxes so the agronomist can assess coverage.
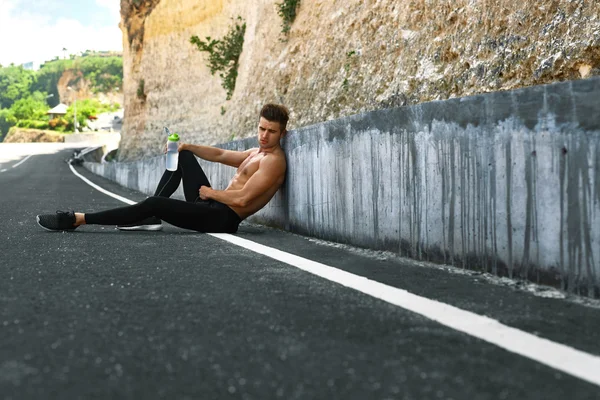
[85,150,242,233]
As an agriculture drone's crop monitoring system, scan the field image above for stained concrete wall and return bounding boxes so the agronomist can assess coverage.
[85,77,600,295]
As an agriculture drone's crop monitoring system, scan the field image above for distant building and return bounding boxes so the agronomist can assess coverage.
[97,50,123,57]
[21,61,38,71]
[81,50,123,58]
[47,104,68,119]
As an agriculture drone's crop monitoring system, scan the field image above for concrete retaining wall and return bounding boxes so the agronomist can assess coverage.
[85,77,600,295]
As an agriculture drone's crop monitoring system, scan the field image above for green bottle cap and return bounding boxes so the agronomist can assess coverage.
[168,133,179,141]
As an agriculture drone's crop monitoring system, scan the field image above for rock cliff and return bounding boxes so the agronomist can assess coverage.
[118,0,600,160]
[56,69,123,107]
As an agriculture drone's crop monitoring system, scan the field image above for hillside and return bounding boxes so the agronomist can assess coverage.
[34,55,123,108]
[117,0,600,160]
[0,55,123,139]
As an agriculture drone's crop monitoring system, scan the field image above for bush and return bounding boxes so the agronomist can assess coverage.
[276,0,301,36]
[54,98,118,131]
[9,91,49,121]
[15,119,49,130]
[48,117,68,129]
[137,79,145,100]
[33,120,49,130]
[190,17,246,100]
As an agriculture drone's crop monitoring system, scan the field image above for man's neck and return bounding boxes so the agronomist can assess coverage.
[258,144,282,154]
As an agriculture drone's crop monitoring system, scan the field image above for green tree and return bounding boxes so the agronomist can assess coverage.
[62,98,119,132]
[0,66,36,109]
[76,56,123,92]
[0,109,16,140]
[9,91,49,120]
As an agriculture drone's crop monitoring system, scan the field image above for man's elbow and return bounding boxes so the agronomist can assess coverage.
[235,197,249,208]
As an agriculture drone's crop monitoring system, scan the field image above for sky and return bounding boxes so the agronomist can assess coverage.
[0,0,122,67]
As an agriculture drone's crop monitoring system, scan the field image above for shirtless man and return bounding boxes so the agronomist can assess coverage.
[36,103,289,233]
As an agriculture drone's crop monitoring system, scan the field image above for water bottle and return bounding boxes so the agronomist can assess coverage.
[166,130,180,171]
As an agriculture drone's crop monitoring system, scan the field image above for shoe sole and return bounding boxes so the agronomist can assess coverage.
[116,225,163,231]
[36,215,76,232]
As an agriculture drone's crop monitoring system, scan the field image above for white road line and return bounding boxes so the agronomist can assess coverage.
[68,164,600,388]
[0,154,33,173]
[12,154,32,168]
[214,234,600,386]
[68,163,135,205]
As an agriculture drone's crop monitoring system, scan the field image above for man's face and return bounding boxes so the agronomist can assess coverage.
[257,117,285,149]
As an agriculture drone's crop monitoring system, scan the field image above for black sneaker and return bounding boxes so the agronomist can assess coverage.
[36,211,77,232]
[117,216,163,231]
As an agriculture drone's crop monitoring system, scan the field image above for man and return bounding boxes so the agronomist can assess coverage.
[36,103,289,233]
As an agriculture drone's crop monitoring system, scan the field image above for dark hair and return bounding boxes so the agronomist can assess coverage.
[260,103,289,132]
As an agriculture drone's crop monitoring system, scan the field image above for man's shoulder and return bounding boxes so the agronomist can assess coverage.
[261,150,286,163]
[259,150,287,173]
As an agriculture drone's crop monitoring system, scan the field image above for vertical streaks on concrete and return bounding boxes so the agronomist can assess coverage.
[564,133,597,294]
[410,130,421,258]
[448,137,457,265]
[459,134,468,268]
[436,137,448,263]
[558,133,568,290]
[371,132,380,247]
[432,137,449,263]
[423,131,430,260]
[489,137,498,275]
[522,133,537,279]
[505,136,514,278]
[397,129,405,255]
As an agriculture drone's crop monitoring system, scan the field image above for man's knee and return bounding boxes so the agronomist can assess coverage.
[142,196,163,208]
[178,149,198,168]
[179,149,194,159]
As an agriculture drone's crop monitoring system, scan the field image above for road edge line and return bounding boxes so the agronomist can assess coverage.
[12,154,33,169]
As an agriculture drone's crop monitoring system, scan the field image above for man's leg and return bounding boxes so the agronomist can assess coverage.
[154,150,211,202]
[118,150,211,230]
[82,196,241,233]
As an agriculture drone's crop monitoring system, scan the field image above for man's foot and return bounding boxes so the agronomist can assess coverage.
[36,211,78,232]
[117,216,163,231]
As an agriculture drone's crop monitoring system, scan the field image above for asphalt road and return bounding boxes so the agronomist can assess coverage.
[1,144,599,400]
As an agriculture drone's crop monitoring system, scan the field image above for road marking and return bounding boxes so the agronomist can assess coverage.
[69,163,135,205]
[12,154,32,168]
[68,163,600,388]
[0,154,33,173]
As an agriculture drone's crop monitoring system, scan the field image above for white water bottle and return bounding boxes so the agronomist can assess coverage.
[166,132,180,171]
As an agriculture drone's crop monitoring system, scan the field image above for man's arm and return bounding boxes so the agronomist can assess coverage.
[181,144,256,167]
[200,156,285,207]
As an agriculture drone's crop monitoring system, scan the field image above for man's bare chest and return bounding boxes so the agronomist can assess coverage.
[237,153,263,178]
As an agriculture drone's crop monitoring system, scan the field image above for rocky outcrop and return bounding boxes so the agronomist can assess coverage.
[117,0,600,160]
[56,70,123,107]
[3,128,66,143]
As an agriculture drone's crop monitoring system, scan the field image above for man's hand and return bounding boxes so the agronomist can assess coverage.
[199,185,212,200]
[163,142,187,154]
